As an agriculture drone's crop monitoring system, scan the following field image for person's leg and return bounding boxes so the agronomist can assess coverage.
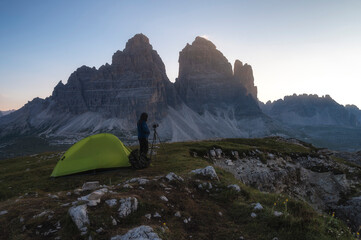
[144,139,149,155]
[139,138,147,155]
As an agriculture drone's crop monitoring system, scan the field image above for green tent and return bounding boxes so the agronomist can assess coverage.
[51,133,131,177]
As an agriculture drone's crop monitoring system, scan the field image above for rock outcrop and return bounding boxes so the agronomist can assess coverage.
[174,37,261,117]
[110,225,161,240]
[234,60,257,99]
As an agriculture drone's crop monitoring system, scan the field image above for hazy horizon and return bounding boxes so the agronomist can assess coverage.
[1,0,361,111]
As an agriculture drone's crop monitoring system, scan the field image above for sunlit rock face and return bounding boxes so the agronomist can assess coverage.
[174,37,261,117]
[51,33,179,122]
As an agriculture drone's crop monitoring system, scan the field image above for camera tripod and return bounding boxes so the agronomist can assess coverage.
[149,126,165,162]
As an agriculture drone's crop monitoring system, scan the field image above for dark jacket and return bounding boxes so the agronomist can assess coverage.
[137,120,150,139]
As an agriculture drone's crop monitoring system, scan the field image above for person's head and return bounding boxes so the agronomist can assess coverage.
[139,112,148,122]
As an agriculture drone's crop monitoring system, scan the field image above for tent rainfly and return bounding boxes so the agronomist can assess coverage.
[51,133,131,177]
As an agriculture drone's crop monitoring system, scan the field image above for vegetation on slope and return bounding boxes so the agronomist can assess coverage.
[0,137,356,239]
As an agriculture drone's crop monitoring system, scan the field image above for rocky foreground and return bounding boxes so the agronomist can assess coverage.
[0,137,360,239]
[212,139,361,231]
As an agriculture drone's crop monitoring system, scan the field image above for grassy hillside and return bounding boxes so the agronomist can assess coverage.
[0,138,356,239]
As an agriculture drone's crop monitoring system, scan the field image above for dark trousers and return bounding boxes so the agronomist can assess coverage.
[138,138,148,155]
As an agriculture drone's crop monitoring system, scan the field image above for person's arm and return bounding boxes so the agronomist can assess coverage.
[143,122,150,135]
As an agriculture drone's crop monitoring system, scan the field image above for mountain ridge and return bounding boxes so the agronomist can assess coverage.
[1,34,361,157]
[0,33,273,152]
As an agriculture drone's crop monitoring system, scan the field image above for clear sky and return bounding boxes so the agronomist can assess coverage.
[1,0,361,111]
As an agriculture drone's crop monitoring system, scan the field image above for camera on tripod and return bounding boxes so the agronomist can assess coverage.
[152,123,159,129]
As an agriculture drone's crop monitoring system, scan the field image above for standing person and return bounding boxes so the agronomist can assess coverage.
[137,112,150,155]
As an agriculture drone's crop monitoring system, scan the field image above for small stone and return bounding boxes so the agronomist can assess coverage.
[274,211,283,217]
[253,203,263,210]
[218,212,223,216]
[19,217,24,223]
[33,210,53,218]
[61,203,70,207]
[145,214,151,219]
[165,172,184,182]
[183,217,191,223]
[78,188,108,207]
[174,211,181,217]
[153,212,161,218]
[251,212,257,218]
[160,196,168,202]
[111,216,117,226]
[82,181,100,191]
[96,227,103,233]
[48,194,59,199]
[228,184,241,192]
[123,184,133,189]
[22,225,26,232]
[66,192,71,196]
[0,210,8,216]
[105,199,118,207]
[225,159,234,166]
[215,149,222,158]
[127,178,149,185]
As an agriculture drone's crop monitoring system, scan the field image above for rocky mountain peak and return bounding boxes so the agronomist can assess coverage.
[192,36,217,49]
[124,33,151,52]
[233,60,257,99]
[178,36,232,78]
[175,37,260,116]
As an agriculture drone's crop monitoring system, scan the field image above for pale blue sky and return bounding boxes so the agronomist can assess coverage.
[1,0,361,110]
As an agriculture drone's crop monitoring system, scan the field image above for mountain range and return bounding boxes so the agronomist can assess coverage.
[1,33,361,158]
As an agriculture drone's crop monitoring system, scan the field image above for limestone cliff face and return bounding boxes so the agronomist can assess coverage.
[51,34,178,122]
[175,37,260,117]
[234,60,257,99]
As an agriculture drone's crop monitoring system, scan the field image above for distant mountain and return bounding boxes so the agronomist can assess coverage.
[261,94,360,127]
[0,110,15,117]
[261,94,361,151]
[0,34,282,158]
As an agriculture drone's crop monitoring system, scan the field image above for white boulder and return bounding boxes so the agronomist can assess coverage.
[110,225,161,240]
[118,197,138,218]
[78,188,108,206]
[191,166,219,180]
[165,172,184,182]
[68,205,89,233]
